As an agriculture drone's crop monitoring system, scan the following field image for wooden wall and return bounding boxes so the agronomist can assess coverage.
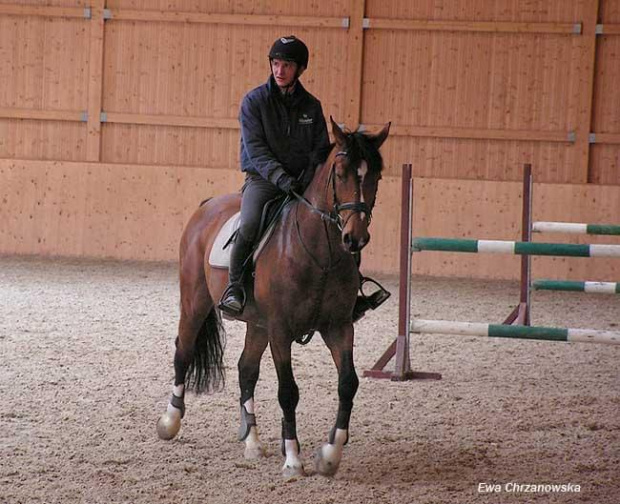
[1,0,619,280]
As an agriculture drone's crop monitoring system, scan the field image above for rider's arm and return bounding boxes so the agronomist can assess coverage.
[239,94,289,187]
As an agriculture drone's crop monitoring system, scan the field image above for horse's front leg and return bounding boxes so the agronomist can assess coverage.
[237,323,269,459]
[315,322,359,477]
[270,332,305,479]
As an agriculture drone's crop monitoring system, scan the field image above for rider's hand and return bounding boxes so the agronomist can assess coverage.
[276,174,303,196]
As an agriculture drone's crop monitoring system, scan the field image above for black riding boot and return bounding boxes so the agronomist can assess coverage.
[351,253,391,323]
[218,233,254,316]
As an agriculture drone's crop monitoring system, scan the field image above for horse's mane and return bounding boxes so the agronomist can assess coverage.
[314,130,384,174]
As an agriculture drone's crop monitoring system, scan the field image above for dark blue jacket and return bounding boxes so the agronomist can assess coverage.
[239,75,330,186]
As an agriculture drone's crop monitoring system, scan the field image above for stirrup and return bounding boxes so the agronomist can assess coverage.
[352,278,391,322]
[360,277,391,308]
[217,284,246,316]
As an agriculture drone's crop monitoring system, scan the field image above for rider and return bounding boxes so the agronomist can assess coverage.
[218,35,389,322]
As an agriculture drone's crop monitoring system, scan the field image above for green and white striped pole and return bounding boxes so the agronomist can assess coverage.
[412,237,620,258]
[411,319,620,345]
[533,222,620,236]
[533,280,620,294]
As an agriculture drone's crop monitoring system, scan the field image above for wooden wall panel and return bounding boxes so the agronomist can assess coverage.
[590,5,620,184]
[0,13,89,161]
[599,0,620,22]
[361,0,590,183]
[101,20,349,166]
[0,16,89,110]
[380,136,576,182]
[363,32,577,132]
[0,119,86,160]
[589,146,620,184]
[101,125,238,167]
[0,159,244,260]
[3,159,618,282]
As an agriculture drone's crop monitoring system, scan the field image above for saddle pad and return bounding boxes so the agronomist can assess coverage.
[208,212,279,269]
[209,213,241,268]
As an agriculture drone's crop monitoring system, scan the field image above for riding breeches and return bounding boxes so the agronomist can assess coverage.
[238,173,283,243]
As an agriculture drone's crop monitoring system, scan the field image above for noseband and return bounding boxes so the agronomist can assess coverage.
[293,151,372,231]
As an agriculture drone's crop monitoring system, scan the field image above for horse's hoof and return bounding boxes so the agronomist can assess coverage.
[314,445,341,477]
[244,444,266,460]
[282,463,306,480]
[156,412,181,440]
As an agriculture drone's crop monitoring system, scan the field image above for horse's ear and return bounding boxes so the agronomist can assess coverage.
[330,116,347,146]
[371,122,391,150]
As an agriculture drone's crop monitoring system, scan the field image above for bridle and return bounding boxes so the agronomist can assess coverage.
[292,151,373,231]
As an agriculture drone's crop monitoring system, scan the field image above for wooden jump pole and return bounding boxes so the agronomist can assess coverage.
[411,319,620,345]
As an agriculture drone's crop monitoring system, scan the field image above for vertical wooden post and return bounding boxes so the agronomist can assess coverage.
[86,0,106,162]
[363,164,441,381]
[574,0,600,183]
[504,164,532,326]
[392,163,414,379]
[344,0,365,129]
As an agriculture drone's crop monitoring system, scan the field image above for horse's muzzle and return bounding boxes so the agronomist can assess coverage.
[342,230,369,253]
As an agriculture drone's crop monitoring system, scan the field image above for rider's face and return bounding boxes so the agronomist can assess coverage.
[271,59,304,89]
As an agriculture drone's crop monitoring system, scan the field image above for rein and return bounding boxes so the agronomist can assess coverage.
[291,151,372,231]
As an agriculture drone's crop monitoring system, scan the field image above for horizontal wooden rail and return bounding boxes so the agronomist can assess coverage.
[362,124,573,143]
[364,18,581,34]
[597,24,620,35]
[590,133,620,145]
[0,107,84,123]
[1,108,616,146]
[109,10,348,28]
[0,4,87,19]
[103,113,239,129]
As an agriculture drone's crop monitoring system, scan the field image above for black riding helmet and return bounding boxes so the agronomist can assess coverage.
[268,35,309,69]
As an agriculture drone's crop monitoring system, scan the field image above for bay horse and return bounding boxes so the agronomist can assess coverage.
[157,118,390,478]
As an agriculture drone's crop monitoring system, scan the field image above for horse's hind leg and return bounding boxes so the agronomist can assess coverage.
[157,258,225,440]
[237,323,268,459]
[270,332,305,478]
[315,323,358,477]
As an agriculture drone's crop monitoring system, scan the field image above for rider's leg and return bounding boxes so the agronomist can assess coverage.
[218,174,280,316]
[351,252,391,322]
[218,231,254,315]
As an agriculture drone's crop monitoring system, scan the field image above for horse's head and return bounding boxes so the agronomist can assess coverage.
[328,117,390,253]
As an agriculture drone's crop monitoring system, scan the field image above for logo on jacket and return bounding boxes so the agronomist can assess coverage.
[298,114,313,125]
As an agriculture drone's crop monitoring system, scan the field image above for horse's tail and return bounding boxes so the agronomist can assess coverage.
[185,308,226,394]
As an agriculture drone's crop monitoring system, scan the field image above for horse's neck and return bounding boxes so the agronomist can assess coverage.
[290,160,343,256]
[304,154,337,210]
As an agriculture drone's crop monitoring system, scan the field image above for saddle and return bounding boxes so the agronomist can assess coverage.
[209,195,289,270]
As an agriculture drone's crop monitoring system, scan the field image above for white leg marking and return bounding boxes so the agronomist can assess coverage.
[156,384,184,440]
[282,439,305,479]
[244,426,266,459]
[243,398,254,414]
[315,428,348,477]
